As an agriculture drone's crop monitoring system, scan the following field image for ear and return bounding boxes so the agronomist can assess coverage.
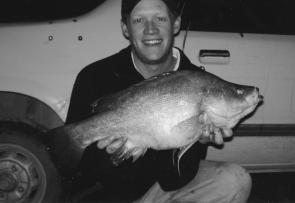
[173,16,181,35]
[121,20,130,39]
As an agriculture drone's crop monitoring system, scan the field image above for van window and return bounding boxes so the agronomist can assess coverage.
[0,0,105,22]
[181,0,295,35]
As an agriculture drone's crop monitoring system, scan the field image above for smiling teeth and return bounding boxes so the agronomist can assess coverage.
[144,40,161,45]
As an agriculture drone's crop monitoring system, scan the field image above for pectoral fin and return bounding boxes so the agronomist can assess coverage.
[173,142,196,175]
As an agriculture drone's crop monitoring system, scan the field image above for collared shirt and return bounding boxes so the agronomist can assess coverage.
[131,47,181,78]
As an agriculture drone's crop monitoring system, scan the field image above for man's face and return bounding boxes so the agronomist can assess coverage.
[121,0,181,65]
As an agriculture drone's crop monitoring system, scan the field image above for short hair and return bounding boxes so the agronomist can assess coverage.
[121,0,182,24]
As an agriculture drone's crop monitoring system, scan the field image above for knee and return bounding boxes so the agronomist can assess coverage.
[215,162,252,195]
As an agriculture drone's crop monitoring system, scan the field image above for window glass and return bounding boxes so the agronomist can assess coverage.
[181,0,295,35]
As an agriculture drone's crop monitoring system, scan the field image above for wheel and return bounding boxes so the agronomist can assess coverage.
[0,123,62,203]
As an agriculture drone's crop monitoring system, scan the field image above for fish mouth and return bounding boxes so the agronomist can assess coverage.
[209,88,263,127]
[206,99,261,128]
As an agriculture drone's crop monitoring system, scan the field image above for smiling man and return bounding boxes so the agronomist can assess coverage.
[65,0,252,202]
[121,0,180,77]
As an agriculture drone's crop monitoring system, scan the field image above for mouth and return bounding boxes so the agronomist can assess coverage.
[205,89,263,128]
[142,39,162,46]
[206,101,260,128]
[227,91,263,121]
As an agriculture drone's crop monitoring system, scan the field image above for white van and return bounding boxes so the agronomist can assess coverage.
[0,0,295,202]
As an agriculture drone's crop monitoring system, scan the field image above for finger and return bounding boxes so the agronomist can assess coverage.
[203,125,210,137]
[97,136,115,149]
[202,125,212,138]
[199,125,212,144]
[213,128,224,145]
[199,136,211,144]
[214,134,224,145]
[106,138,127,154]
[222,128,233,138]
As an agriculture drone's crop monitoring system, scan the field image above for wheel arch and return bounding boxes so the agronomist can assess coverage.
[0,91,64,133]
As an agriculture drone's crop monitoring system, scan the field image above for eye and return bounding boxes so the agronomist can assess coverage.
[237,89,244,95]
[132,17,144,24]
[156,16,168,23]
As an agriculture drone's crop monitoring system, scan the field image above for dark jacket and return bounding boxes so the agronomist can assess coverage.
[66,46,208,201]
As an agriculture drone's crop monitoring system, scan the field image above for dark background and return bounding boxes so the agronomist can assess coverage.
[1,0,295,35]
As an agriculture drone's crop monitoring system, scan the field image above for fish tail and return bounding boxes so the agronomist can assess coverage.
[62,120,109,149]
[45,126,84,177]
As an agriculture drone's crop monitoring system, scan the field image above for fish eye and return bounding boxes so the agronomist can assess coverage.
[237,89,244,95]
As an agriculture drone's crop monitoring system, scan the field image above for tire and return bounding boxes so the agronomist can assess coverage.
[0,123,62,203]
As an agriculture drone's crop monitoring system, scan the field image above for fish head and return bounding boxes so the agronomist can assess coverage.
[202,82,263,129]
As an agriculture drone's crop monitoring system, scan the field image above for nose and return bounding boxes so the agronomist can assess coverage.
[144,21,159,35]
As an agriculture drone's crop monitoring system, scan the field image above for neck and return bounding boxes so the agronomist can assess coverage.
[132,50,177,79]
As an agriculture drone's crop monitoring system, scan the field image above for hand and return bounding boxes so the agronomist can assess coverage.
[199,125,233,145]
[97,136,127,154]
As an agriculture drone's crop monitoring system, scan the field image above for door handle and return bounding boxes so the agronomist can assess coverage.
[199,49,230,64]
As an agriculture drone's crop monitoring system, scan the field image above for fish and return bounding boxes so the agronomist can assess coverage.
[47,69,262,173]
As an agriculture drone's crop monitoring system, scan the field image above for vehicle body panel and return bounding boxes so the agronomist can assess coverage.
[0,0,294,172]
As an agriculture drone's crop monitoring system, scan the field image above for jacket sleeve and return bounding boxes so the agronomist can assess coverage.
[156,141,208,191]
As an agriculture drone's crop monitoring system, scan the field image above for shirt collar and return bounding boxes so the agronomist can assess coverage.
[131,47,181,76]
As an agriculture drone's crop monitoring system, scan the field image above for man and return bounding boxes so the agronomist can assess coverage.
[66,0,252,202]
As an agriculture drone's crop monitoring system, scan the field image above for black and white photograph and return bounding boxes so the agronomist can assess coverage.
[0,0,295,202]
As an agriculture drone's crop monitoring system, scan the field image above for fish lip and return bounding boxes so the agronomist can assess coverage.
[206,102,259,128]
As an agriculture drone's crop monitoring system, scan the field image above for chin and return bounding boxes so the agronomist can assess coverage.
[144,51,169,62]
[143,56,167,64]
